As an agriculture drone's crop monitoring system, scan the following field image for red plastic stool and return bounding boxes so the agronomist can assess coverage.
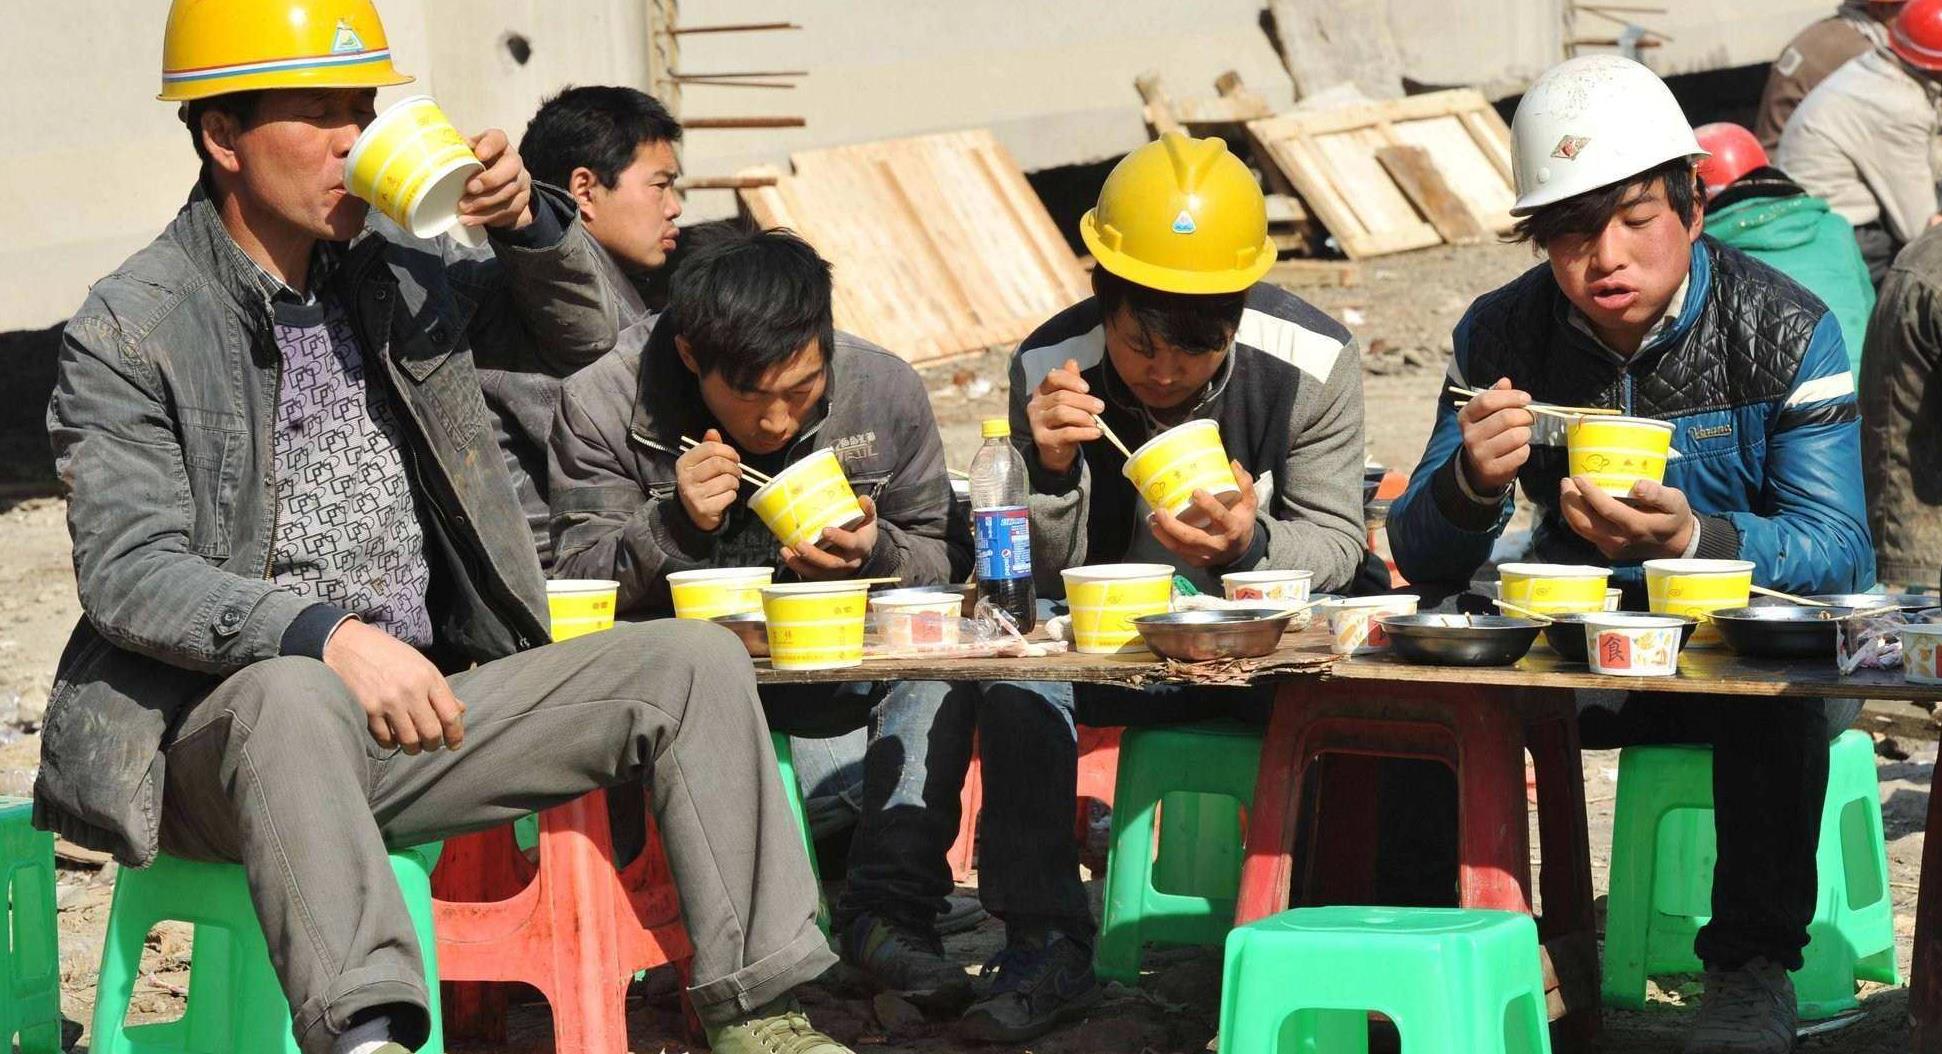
[948,726,1122,881]
[431,788,693,1054]
[1237,682,1598,1048]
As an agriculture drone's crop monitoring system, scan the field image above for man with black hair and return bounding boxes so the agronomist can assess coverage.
[951,133,1365,1043]
[1388,56,1872,1053]
[548,229,984,1013]
[480,84,684,567]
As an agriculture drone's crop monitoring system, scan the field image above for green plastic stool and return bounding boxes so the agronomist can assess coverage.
[1096,721,1262,984]
[0,798,61,1053]
[1220,907,1551,1054]
[771,732,830,935]
[1602,730,1897,1018]
[90,844,444,1053]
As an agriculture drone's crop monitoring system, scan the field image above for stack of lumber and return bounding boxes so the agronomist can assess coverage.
[1245,89,1518,259]
[738,130,1089,367]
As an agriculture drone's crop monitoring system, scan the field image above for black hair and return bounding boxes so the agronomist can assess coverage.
[641,216,760,311]
[520,85,682,190]
[1091,266,1247,356]
[180,92,264,168]
[668,228,834,392]
[1511,156,1702,248]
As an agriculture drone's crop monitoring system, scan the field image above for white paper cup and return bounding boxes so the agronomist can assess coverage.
[1582,614,1685,677]
[870,591,963,648]
[1320,594,1419,655]
[1222,569,1314,605]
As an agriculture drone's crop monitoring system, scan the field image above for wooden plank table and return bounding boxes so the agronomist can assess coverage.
[752,622,1942,1051]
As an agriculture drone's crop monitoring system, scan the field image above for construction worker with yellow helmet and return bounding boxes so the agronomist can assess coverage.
[938,132,1368,1043]
[45,5,854,1054]
[1388,54,1871,1054]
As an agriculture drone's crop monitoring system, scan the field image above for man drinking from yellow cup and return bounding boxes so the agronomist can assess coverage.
[1386,57,1873,1053]
[40,3,856,1054]
[549,228,986,1018]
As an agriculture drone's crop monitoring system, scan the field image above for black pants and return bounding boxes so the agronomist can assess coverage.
[1375,692,1841,972]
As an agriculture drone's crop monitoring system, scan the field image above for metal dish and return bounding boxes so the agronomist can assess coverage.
[1130,609,1296,662]
[1542,612,1700,663]
[875,583,979,619]
[711,612,769,657]
[1375,614,1544,667]
[1806,593,1940,613]
[1709,605,1853,659]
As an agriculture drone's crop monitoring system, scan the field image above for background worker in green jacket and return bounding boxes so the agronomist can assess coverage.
[1696,122,1876,374]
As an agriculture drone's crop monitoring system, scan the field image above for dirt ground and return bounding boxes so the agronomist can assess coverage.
[2,239,1930,1052]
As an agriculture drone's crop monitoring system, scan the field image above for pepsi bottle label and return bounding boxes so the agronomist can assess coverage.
[973,505,1032,581]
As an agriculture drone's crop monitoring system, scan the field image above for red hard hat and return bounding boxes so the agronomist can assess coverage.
[1892,0,1942,71]
[1693,123,1769,199]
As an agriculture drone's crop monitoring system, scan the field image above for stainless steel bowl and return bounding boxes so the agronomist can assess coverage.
[711,612,769,657]
[1375,614,1543,667]
[1708,605,1852,659]
[1542,612,1700,663]
[1130,609,1296,662]
[1806,593,1940,613]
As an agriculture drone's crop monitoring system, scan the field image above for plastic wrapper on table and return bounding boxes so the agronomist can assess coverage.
[1837,609,1909,674]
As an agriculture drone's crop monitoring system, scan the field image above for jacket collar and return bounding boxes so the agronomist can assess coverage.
[588,236,652,330]
[628,317,833,458]
[172,179,385,321]
[1097,334,1239,436]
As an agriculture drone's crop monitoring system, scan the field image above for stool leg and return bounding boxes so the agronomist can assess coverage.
[1918,768,1942,1053]
[1237,689,1309,926]
[1453,707,1531,914]
[89,890,152,1054]
[1527,710,1600,1051]
[1097,754,1161,984]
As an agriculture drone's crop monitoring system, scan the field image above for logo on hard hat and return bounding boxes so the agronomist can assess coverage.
[332,19,367,55]
[1171,209,1198,235]
[1552,135,1592,161]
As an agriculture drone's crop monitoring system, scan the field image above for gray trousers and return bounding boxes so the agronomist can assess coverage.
[155,620,834,1054]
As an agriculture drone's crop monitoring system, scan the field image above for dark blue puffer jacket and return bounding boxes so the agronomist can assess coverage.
[1388,238,1874,595]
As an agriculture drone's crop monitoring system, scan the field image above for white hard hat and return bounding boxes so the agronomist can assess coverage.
[1509,55,1707,216]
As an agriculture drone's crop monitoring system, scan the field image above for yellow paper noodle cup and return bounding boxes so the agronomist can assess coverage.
[1061,563,1174,655]
[749,448,867,552]
[1566,415,1676,499]
[547,579,618,641]
[1497,563,1610,615]
[760,581,870,671]
[667,567,773,621]
[345,95,486,249]
[1643,558,1754,648]
[1121,419,1241,527]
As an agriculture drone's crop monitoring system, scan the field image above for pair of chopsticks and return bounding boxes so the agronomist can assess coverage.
[1447,385,1623,421]
[1748,585,1899,619]
[679,435,775,486]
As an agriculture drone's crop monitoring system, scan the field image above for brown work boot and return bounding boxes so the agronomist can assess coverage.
[1682,958,1798,1054]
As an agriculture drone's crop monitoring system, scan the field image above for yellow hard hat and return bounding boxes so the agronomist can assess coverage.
[1080,132,1276,296]
[159,0,414,102]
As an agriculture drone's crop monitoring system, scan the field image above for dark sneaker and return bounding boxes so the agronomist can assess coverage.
[937,894,990,936]
[707,998,853,1054]
[1683,958,1798,1054]
[841,913,975,1012]
[959,931,1103,1043]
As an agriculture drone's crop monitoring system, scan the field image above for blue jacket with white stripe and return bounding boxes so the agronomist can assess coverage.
[1388,238,1874,595]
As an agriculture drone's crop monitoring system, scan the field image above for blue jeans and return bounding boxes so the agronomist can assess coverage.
[975,676,1275,940]
[761,679,977,933]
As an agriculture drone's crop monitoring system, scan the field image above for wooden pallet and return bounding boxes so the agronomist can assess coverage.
[737,130,1090,367]
[1246,89,1518,259]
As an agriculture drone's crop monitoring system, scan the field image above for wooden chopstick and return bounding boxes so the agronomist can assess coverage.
[1748,584,1835,607]
[1446,385,1623,417]
[1492,598,1556,624]
[678,435,775,485]
[1092,415,1134,459]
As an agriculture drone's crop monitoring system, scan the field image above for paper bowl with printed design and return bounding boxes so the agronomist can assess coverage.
[1221,569,1313,605]
[870,591,964,648]
[1061,564,1175,655]
[1582,614,1686,676]
[667,567,772,621]
[1120,419,1242,528]
[1319,594,1419,655]
[748,448,867,553]
[345,95,486,248]
[760,581,870,671]
[1497,563,1611,615]
[1902,623,1942,685]
[1566,415,1675,499]
[1643,558,1754,648]
[546,579,619,641]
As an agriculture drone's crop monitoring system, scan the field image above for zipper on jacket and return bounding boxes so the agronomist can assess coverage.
[261,303,284,580]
